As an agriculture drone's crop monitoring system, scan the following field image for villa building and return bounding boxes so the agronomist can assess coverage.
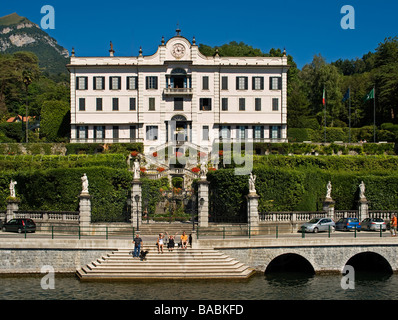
[67,30,289,154]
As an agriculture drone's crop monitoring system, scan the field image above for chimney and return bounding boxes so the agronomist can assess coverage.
[109,41,115,57]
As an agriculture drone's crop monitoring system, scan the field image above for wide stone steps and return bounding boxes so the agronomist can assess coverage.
[76,247,255,280]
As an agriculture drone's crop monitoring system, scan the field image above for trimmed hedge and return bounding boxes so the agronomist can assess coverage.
[0,154,128,172]
[0,167,133,222]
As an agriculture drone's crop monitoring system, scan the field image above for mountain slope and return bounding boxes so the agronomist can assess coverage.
[0,12,69,75]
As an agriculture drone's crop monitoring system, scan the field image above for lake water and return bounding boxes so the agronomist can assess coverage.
[1,271,397,300]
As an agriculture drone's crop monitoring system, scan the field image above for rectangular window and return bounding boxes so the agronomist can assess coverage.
[239,98,245,111]
[174,97,183,111]
[109,76,121,90]
[130,97,136,111]
[96,98,103,111]
[221,76,228,90]
[112,98,119,111]
[272,98,279,111]
[199,98,212,111]
[76,77,88,90]
[252,77,264,90]
[113,126,119,142]
[236,77,248,90]
[79,98,85,111]
[238,126,248,140]
[146,76,158,89]
[254,126,264,139]
[219,126,231,139]
[270,77,282,90]
[202,76,209,90]
[255,98,261,111]
[94,126,105,140]
[130,125,137,140]
[93,77,105,90]
[221,98,228,111]
[202,125,209,141]
[146,126,158,140]
[270,126,282,139]
[77,126,88,139]
[148,97,155,111]
[127,76,138,90]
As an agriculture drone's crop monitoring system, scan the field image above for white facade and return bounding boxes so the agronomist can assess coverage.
[68,33,289,154]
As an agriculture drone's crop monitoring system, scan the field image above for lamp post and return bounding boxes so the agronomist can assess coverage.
[134,194,140,231]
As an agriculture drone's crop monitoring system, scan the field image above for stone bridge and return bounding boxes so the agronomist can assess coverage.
[195,237,398,274]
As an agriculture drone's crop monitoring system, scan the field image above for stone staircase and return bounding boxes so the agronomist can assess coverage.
[76,246,255,280]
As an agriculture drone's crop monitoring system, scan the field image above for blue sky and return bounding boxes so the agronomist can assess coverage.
[1,0,397,69]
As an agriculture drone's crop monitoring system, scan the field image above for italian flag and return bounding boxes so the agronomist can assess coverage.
[322,87,326,105]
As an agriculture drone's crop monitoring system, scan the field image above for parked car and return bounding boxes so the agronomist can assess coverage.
[299,217,335,233]
[335,217,361,231]
[2,218,36,233]
[361,218,386,231]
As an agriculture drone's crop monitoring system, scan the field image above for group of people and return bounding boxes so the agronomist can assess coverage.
[131,231,191,259]
[156,231,191,253]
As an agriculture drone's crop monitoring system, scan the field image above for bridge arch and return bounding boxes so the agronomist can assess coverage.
[265,253,315,274]
[344,251,393,274]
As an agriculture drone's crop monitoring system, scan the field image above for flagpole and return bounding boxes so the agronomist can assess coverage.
[373,86,376,143]
[348,86,351,143]
[324,86,326,143]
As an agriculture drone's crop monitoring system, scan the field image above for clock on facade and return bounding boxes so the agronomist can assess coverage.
[172,43,185,58]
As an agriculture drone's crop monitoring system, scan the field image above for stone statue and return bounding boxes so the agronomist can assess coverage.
[133,159,140,180]
[200,162,208,180]
[249,172,256,194]
[359,181,366,199]
[81,173,89,194]
[326,181,332,199]
[9,179,17,198]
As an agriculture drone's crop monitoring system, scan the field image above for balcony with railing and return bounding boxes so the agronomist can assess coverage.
[163,87,193,96]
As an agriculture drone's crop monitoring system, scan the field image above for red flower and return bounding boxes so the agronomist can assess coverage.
[208,167,216,171]
[140,167,146,172]
[157,167,165,172]
[152,152,158,157]
[191,167,200,173]
[131,151,138,157]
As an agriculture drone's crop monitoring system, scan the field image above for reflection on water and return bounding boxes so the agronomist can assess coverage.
[1,272,397,300]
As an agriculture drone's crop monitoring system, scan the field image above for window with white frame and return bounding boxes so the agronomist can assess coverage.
[252,77,264,90]
[269,77,282,90]
[202,125,209,141]
[146,126,158,140]
[146,76,158,89]
[76,77,88,90]
[109,76,121,90]
[127,76,138,90]
[219,126,231,139]
[93,77,105,90]
[236,77,248,90]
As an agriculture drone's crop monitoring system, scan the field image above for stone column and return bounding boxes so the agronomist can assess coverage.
[323,198,335,220]
[247,193,260,235]
[131,179,142,230]
[358,181,368,220]
[79,192,91,231]
[358,198,369,220]
[197,180,209,228]
[6,199,19,222]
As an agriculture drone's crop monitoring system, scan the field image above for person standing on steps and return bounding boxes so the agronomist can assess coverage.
[133,234,143,258]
